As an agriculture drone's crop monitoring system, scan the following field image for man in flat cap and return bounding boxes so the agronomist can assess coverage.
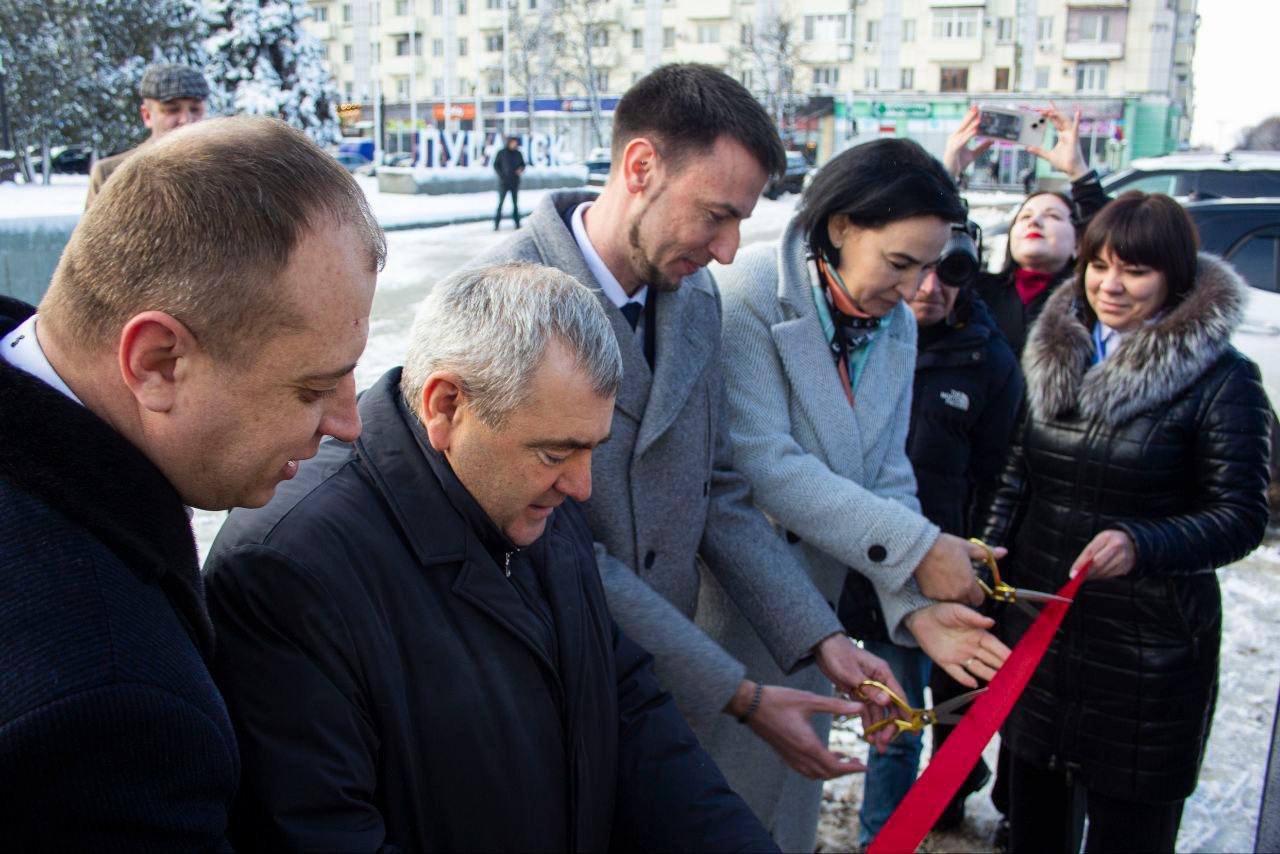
[85,63,209,209]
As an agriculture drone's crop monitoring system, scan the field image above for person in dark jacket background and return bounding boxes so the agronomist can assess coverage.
[493,135,526,229]
[205,262,780,852]
[979,193,1272,853]
[905,272,1023,829]
[944,105,1109,357]
[0,116,382,850]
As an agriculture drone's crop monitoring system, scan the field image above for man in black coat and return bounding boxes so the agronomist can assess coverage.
[0,116,383,849]
[205,262,779,852]
[493,135,526,230]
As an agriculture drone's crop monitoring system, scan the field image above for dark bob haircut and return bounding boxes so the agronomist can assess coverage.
[1074,191,1199,323]
[796,138,965,267]
[612,63,786,178]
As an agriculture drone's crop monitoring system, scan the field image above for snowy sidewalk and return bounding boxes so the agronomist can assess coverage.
[0,173,549,231]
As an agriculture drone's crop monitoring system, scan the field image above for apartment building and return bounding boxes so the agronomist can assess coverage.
[306,0,1196,170]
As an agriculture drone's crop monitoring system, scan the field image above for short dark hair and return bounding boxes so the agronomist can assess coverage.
[796,138,965,266]
[611,63,785,177]
[42,116,386,366]
[1075,191,1199,321]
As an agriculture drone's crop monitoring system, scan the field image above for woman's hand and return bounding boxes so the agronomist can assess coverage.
[1070,529,1136,580]
[1027,105,1090,181]
[943,106,995,180]
[904,603,1011,689]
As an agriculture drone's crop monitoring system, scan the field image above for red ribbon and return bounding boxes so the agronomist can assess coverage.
[867,564,1091,854]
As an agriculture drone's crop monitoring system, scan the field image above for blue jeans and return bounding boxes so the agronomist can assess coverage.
[858,639,932,847]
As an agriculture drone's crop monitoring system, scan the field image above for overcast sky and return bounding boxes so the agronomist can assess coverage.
[1190,0,1280,150]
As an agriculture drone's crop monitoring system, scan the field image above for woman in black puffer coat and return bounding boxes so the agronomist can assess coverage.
[979,192,1272,854]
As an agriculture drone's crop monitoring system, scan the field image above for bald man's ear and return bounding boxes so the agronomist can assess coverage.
[422,372,467,453]
[117,311,196,413]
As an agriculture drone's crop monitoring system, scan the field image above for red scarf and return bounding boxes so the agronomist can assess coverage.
[1014,268,1054,306]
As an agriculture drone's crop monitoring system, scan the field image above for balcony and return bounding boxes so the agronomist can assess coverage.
[1063,40,1123,60]
[383,14,426,35]
[927,38,983,63]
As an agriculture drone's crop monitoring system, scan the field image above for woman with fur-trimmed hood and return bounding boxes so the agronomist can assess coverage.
[979,192,1272,854]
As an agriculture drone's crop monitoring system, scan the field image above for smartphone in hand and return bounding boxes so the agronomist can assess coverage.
[977,107,1049,149]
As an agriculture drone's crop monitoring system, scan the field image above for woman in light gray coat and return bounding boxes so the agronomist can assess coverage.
[698,139,1011,851]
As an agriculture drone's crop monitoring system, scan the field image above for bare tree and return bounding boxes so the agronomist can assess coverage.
[1239,116,1280,152]
[505,0,555,136]
[728,7,801,133]
[553,0,619,149]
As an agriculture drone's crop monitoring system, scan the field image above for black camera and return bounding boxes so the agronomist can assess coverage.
[937,219,983,288]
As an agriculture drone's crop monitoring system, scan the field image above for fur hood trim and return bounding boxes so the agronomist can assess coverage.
[1022,252,1248,426]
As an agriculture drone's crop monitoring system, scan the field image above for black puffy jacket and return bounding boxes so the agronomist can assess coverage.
[979,254,1272,803]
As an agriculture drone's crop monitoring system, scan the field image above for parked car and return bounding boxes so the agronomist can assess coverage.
[1102,151,1280,200]
[0,150,19,183]
[28,145,93,176]
[763,151,810,199]
[584,148,610,186]
[333,151,375,176]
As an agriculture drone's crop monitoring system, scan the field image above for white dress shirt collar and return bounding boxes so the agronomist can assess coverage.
[570,201,648,310]
[1,315,83,405]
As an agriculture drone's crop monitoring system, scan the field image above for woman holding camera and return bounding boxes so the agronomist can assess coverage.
[979,193,1272,853]
[945,106,1110,356]
[696,138,1011,851]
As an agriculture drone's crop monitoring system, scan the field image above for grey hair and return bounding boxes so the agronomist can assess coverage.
[401,262,623,425]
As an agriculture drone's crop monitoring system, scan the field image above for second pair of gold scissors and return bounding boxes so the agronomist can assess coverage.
[855,680,987,742]
[969,538,1072,618]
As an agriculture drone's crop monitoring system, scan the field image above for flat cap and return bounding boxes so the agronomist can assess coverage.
[139,64,209,102]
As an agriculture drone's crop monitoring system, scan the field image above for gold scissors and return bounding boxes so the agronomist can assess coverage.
[969,538,1072,618]
[856,679,987,742]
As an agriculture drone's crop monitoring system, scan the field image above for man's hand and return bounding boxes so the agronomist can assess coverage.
[905,603,1011,688]
[942,106,995,180]
[813,633,905,754]
[1027,105,1090,180]
[1070,529,1135,580]
[724,680,868,779]
[913,533,995,606]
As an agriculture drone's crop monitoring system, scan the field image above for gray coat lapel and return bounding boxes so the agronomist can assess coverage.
[635,276,715,458]
[524,193,652,422]
[850,311,916,455]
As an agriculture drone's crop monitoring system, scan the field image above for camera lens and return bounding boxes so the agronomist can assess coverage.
[938,224,980,287]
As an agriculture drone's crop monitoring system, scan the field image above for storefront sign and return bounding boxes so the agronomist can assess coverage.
[873,102,933,119]
[411,129,571,168]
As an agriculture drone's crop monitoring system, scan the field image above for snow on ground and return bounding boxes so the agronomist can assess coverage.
[818,545,1280,853]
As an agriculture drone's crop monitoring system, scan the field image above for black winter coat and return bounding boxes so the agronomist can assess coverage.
[0,298,238,851]
[205,368,775,853]
[975,170,1111,357]
[979,255,1273,803]
[906,292,1024,538]
[494,147,526,186]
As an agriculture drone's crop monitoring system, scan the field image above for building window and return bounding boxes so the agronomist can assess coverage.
[994,67,1010,90]
[932,8,978,40]
[803,14,847,42]
[487,0,503,8]
[395,0,409,14]
[632,29,642,49]
[488,76,502,95]
[697,24,720,44]
[740,23,752,45]
[1075,62,1108,92]
[741,68,754,89]
[862,67,877,88]
[902,18,915,42]
[395,36,409,55]
[433,78,443,96]
[432,0,441,12]
[487,33,504,51]
[900,67,914,89]
[458,36,468,56]
[1075,12,1110,42]
[996,17,1014,43]
[344,81,354,100]
[1037,16,1053,41]
[590,27,609,47]
[342,3,351,22]
[314,4,329,23]
[396,77,411,100]
[458,0,467,13]
[662,26,675,49]
[940,66,969,92]
[373,41,381,60]
[591,70,608,91]
[344,43,353,61]
[1035,66,1051,88]
[866,19,879,43]
[432,38,443,56]
[812,66,839,87]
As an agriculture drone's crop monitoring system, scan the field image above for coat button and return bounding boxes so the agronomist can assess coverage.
[644,550,656,569]
[868,545,887,562]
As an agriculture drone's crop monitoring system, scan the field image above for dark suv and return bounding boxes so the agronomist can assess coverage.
[763,151,811,200]
[1102,152,1280,200]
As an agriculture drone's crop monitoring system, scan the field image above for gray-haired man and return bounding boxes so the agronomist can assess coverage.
[204,262,781,851]
[86,63,209,208]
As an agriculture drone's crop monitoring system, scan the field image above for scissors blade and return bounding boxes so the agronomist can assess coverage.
[930,687,988,718]
[1014,588,1073,604]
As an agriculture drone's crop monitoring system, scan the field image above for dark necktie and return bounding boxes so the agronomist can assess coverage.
[620,301,643,331]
